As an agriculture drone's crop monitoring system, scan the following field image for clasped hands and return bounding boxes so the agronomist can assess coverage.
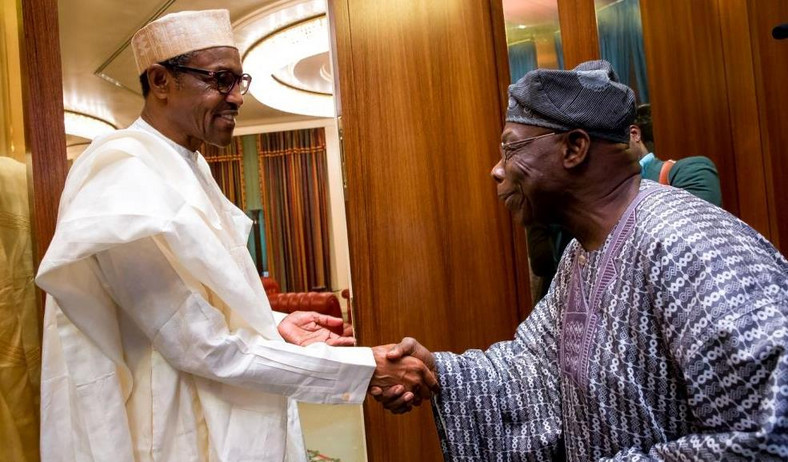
[369,337,438,414]
[278,314,436,414]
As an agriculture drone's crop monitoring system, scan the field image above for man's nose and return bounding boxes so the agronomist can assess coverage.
[490,160,504,183]
[226,84,244,107]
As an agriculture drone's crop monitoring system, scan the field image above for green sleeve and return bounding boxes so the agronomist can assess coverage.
[668,156,722,207]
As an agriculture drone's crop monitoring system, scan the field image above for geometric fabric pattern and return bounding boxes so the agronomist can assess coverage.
[433,181,788,461]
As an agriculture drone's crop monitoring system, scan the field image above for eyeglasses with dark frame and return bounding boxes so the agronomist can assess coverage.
[169,64,252,95]
[500,132,559,162]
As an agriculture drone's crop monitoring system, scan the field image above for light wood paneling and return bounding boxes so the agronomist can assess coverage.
[1,0,26,162]
[557,0,601,67]
[329,0,524,459]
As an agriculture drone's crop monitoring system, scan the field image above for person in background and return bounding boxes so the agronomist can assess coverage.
[630,103,722,206]
[0,156,39,462]
[374,60,788,460]
[36,10,436,462]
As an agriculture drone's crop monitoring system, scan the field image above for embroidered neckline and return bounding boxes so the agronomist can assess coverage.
[560,184,660,389]
[579,186,659,309]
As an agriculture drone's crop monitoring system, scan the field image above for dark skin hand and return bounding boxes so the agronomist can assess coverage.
[369,337,438,414]
[278,311,356,346]
[369,341,439,414]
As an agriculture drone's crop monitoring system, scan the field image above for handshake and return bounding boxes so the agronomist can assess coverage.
[368,338,439,414]
[277,313,438,414]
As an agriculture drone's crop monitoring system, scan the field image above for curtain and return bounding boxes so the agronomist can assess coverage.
[597,0,649,102]
[201,138,246,209]
[508,39,538,83]
[257,128,332,293]
[245,208,267,275]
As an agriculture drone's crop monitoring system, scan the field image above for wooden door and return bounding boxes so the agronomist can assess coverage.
[330,0,788,459]
[328,0,529,460]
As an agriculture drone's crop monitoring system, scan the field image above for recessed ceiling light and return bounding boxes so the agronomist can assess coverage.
[241,2,334,118]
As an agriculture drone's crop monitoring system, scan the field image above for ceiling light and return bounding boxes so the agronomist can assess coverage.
[63,110,116,140]
[243,14,334,118]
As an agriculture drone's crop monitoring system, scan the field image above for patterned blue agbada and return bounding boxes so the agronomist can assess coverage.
[432,181,788,461]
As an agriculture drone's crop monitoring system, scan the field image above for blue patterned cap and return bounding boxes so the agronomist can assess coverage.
[506,60,636,143]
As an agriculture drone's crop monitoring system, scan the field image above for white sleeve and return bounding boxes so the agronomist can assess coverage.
[271,310,288,326]
[94,237,375,404]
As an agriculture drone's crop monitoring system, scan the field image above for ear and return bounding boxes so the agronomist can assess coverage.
[562,129,590,169]
[146,64,174,100]
[629,124,641,144]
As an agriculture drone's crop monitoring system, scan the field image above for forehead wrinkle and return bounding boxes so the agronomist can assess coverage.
[191,47,242,72]
[501,125,530,144]
[502,125,553,146]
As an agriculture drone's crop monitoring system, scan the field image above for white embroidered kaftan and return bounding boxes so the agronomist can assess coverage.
[36,119,375,462]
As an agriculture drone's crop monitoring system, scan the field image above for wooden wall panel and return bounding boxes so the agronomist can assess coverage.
[329,0,524,460]
[19,0,68,309]
[640,0,788,253]
[717,0,771,238]
[640,0,741,216]
[747,0,788,251]
[557,0,601,67]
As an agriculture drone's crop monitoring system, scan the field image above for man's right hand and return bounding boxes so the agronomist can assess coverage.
[368,337,438,414]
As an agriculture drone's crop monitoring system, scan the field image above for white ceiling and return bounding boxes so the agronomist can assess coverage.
[58,0,323,134]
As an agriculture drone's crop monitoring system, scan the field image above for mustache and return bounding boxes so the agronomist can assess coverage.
[218,103,240,113]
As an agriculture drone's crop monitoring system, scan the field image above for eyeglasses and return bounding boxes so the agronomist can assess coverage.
[170,65,252,95]
[500,132,558,162]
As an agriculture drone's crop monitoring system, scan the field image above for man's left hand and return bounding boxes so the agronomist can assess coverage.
[278,311,356,346]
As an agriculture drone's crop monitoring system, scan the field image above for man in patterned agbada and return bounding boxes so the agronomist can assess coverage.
[373,60,788,460]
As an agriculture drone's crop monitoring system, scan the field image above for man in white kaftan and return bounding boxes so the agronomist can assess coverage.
[36,9,437,462]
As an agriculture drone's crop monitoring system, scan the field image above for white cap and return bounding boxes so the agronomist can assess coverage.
[131,9,236,75]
